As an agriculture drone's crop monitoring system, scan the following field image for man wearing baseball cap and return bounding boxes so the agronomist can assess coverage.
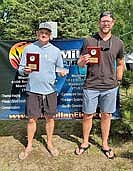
[99,11,115,20]
[75,11,125,159]
[18,22,67,159]
[39,22,52,32]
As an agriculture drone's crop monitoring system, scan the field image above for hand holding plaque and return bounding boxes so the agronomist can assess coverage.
[87,47,101,64]
[26,53,40,71]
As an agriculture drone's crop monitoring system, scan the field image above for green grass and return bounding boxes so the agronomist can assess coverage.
[0,118,132,171]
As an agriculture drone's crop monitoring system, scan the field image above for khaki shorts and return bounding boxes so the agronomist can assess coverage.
[26,91,57,118]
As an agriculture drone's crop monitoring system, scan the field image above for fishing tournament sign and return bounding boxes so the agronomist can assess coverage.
[0,39,121,120]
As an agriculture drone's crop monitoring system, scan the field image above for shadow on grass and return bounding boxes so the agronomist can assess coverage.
[120,151,133,160]
[0,120,28,147]
[110,120,133,146]
[0,118,132,156]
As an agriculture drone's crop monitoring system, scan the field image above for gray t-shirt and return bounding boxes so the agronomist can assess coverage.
[81,33,124,90]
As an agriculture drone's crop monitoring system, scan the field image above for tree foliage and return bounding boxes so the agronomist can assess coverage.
[0,0,132,51]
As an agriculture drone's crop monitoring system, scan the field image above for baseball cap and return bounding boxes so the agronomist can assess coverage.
[100,11,115,19]
[39,22,52,32]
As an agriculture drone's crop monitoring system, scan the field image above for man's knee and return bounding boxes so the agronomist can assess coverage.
[45,115,54,122]
[101,113,112,119]
[28,118,37,124]
[83,113,93,120]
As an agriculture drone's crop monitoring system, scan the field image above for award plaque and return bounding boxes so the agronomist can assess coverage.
[87,47,101,64]
[26,53,40,71]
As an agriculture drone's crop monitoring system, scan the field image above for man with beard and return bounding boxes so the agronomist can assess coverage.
[75,11,125,159]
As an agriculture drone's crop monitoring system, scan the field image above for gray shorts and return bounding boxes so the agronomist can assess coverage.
[26,91,57,118]
[82,87,118,114]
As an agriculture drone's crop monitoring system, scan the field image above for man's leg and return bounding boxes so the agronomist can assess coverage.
[101,113,114,158]
[45,116,54,148]
[75,89,98,155]
[75,114,93,155]
[82,114,93,145]
[26,118,37,150]
[101,113,111,149]
[99,87,118,158]
[19,118,37,160]
[45,115,59,156]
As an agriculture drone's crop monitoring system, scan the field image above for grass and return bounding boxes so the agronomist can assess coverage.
[0,118,132,171]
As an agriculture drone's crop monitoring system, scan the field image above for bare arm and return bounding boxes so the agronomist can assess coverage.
[117,58,125,81]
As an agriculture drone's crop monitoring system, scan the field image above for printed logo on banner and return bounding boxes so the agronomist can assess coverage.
[9,42,31,69]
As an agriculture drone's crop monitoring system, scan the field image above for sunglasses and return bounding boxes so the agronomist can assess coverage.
[97,39,112,51]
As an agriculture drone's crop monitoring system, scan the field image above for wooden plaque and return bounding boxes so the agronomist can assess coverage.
[87,47,101,64]
[26,53,40,71]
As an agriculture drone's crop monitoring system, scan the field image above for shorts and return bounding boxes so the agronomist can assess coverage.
[26,91,57,118]
[82,87,118,114]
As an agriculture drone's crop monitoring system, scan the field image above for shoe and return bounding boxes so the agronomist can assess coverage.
[101,148,115,159]
[18,149,32,160]
[47,146,59,157]
[75,144,90,155]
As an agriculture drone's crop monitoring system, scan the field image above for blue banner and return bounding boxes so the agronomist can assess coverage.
[0,39,121,119]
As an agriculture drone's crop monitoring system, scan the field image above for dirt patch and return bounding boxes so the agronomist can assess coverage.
[0,120,132,171]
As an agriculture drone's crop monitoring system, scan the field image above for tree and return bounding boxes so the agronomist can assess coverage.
[0,0,132,51]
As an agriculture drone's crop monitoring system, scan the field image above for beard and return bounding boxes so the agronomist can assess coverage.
[100,27,111,34]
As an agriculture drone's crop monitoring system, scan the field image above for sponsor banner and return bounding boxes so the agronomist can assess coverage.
[0,39,121,120]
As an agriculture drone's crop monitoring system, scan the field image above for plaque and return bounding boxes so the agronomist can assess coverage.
[26,53,40,71]
[87,47,101,64]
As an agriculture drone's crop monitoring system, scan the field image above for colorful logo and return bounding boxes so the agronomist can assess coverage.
[9,42,31,69]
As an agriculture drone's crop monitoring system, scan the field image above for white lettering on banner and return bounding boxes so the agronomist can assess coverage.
[18,76,28,80]
[1,106,20,109]
[61,50,80,59]
[61,104,82,108]
[60,98,81,102]
[68,82,84,86]
[1,94,20,98]
[11,80,21,84]
[55,112,83,119]
[60,92,82,96]
[1,99,25,103]
[7,112,83,120]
